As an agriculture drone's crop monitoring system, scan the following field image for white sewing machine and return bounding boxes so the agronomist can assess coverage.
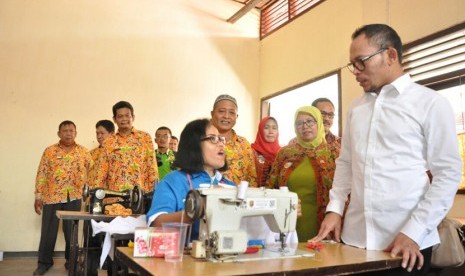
[185,186,298,259]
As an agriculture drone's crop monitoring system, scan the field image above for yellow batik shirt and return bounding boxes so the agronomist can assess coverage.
[88,128,158,192]
[35,143,92,204]
[223,130,257,187]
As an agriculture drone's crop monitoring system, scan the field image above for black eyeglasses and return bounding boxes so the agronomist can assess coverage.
[201,135,226,144]
[346,48,387,73]
[320,111,335,119]
[295,119,316,129]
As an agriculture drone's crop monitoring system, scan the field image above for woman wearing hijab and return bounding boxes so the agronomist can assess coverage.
[268,106,339,242]
[251,117,280,187]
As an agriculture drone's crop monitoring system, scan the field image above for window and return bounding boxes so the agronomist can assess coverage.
[261,72,340,146]
[260,0,325,39]
[403,22,465,191]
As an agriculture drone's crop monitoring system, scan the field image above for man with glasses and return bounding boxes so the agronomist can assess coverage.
[311,24,462,275]
[312,98,340,149]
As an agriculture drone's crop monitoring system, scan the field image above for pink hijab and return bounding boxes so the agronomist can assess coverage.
[251,117,280,163]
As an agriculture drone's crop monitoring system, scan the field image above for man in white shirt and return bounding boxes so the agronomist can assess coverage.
[311,24,462,275]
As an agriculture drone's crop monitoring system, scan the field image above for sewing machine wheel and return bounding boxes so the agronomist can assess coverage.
[185,190,204,221]
[130,186,143,214]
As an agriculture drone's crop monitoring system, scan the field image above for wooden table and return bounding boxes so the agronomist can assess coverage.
[56,210,123,276]
[114,243,402,276]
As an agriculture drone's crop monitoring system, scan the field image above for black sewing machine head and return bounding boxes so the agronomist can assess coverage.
[82,185,143,215]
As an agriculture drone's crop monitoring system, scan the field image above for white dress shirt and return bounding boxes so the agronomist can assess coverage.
[326,74,462,250]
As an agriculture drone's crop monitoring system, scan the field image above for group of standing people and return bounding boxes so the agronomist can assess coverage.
[34,101,161,275]
[33,23,463,276]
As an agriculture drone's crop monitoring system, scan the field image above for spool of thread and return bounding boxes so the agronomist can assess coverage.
[237,181,249,200]
[279,186,289,192]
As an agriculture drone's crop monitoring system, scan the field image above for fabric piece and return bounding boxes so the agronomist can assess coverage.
[91,215,147,268]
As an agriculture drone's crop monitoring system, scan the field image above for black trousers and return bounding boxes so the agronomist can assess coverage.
[37,199,81,268]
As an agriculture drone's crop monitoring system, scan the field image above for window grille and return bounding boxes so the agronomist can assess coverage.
[260,0,325,39]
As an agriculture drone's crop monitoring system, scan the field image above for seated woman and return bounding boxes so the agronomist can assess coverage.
[268,106,339,242]
[251,117,280,187]
[146,118,235,240]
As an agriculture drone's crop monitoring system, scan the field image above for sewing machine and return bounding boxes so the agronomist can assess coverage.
[185,186,298,258]
[82,185,143,215]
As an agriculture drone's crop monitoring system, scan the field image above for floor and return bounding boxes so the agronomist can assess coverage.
[0,256,107,276]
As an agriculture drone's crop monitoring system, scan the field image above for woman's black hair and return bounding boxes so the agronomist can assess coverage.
[173,118,228,174]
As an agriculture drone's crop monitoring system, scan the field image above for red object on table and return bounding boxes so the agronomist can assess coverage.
[306,241,323,251]
[245,247,260,254]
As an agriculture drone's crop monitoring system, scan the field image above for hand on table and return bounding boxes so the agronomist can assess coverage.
[309,212,342,243]
[383,232,423,272]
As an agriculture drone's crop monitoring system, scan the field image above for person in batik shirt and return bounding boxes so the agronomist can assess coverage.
[210,94,257,186]
[90,120,115,162]
[268,106,339,242]
[33,120,92,276]
[88,101,158,193]
[87,119,114,275]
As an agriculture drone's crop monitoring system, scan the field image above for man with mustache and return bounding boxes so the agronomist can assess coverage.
[312,98,340,149]
[311,24,462,276]
[210,94,257,186]
[33,121,92,275]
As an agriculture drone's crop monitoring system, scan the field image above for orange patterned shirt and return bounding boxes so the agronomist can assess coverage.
[88,128,158,192]
[90,146,104,163]
[223,130,257,187]
[35,143,92,204]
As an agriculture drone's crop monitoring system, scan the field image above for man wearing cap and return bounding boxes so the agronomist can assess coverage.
[211,94,257,186]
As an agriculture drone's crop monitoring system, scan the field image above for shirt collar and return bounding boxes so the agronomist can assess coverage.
[116,127,136,136]
[381,73,411,96]
[190,170,225,184]
[156,149,172,155]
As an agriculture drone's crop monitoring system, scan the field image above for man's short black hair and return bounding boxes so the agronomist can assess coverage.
[312,98,334,109]
[112,101,134,117]
[58,120,76,131]
[96,120,115,133]
[352,24,403,63]
[156,126,172,136]
[173,119,227,173]
[171,136,178,141]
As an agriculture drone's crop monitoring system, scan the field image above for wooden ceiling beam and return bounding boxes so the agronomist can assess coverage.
[227,0,262,23]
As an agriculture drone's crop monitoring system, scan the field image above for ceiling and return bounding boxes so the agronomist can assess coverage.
[228,0,274,23]
[232,0,274,10]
